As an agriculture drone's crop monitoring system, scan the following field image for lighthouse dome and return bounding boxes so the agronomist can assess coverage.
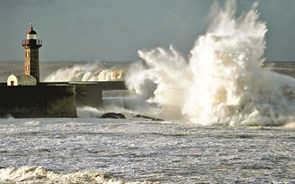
[27,27,37,34]
[26,26,37,39]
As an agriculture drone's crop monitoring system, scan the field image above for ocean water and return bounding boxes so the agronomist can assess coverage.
[0,118,295,183]
[1,0,295,183]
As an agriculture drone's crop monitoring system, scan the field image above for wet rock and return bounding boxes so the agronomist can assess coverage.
[133,114,163,121]
[100,112,126,119]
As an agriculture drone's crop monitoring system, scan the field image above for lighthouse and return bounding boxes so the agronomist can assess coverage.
[22,25,42,83]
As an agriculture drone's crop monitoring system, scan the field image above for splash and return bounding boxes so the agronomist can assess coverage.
[0,166,152,184]
[126,0,295,126]
[44,62,125,82]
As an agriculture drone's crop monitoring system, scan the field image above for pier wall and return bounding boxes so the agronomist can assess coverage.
[70,81,127,108]
[0,85,77,118]
[0,81,126,118]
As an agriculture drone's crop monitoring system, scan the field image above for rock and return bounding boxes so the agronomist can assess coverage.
[133,114,163,121]
[100,112,126,119]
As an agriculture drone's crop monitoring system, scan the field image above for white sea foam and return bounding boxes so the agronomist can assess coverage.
[0,166,152,184]
[125,0,295,126]
[77,106,104,118]
[23,120,40,126]
[284,122,295,129]
[44,62,124,82]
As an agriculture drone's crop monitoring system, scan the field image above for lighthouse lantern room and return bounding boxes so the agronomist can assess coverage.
[22,25,42,83]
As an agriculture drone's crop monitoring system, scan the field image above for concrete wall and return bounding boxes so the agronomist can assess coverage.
[0,85,77,118]
[70,81,126,108]
[264,62,295,78]
[0,81,126,118]
[74,83,102,107]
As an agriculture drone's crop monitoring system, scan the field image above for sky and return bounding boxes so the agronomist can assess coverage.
[0,0,295,62]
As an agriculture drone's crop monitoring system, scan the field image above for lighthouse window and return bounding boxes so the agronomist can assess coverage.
[25,65,30,72]
[27,34,37,40]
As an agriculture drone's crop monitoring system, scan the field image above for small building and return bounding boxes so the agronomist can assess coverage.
[7,74,37,86]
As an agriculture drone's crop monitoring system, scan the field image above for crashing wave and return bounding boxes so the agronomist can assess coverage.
[44,62,125,82]
[125,0,295,126]
[0,166,154,184]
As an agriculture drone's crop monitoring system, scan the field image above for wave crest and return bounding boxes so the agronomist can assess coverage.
[44,62,125,82]
[0,166,152,184]
[125,0,295,126]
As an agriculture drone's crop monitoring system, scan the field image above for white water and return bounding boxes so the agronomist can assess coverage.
[0,166,127,184]
[44,62,125,82]
[126,1,295,126]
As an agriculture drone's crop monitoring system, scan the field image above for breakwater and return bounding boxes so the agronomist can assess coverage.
[0,83,76,118]
[0,81,127,118]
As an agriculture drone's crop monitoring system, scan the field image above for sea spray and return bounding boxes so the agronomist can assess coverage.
[126,0,295,126]
[0,166,153,184]
[44,62,124,82]
[126,48,191,119]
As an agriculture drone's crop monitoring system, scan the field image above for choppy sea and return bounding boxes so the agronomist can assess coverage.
[0,117,295,183]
